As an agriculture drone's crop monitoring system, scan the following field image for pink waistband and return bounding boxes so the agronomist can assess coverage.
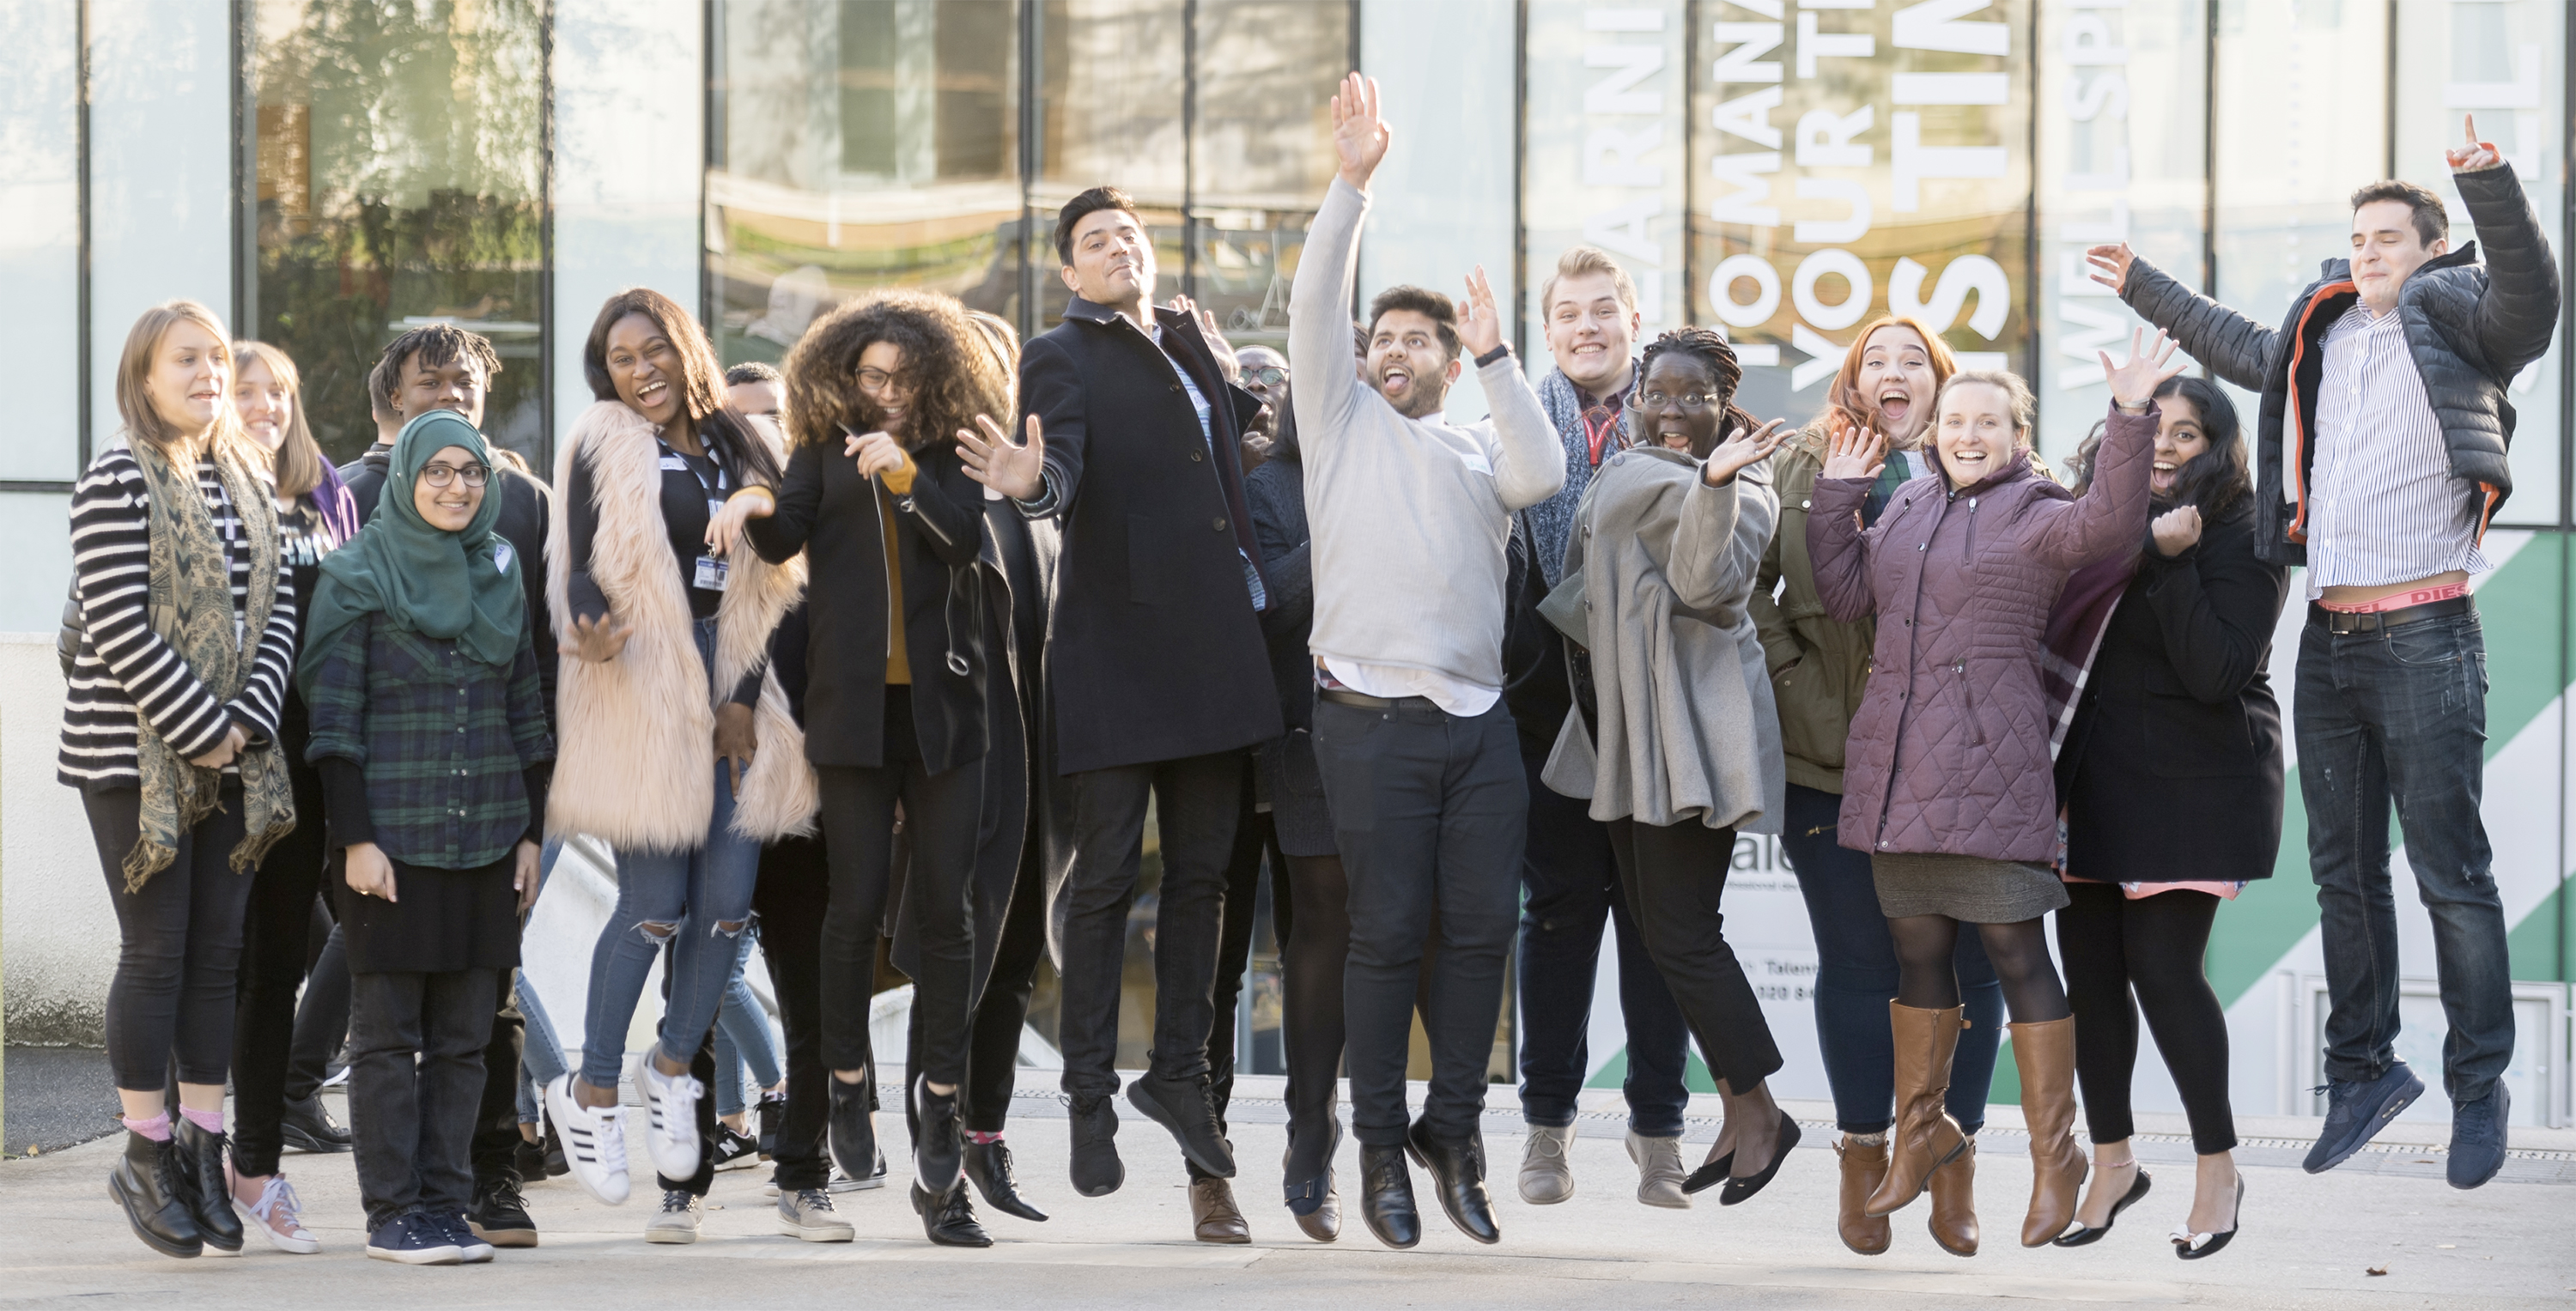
[2316,580,2470,614]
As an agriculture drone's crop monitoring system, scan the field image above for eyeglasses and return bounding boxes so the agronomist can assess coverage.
[857,367,914,392]
[1243,367,1288,386]
[419,462,489,489]
[1629,390,1718,413]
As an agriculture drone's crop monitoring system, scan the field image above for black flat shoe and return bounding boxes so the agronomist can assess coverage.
[912,1181,993,1247]
[2053,1162,2152,1247]
[171,1119,244,1253]
[2171,1176,2244,1260]
[828,1074,877,1182]
[1126,1072,1235,1178]
[964,1139,1048,1222]
[1067,1095,1125,1197]
[1717,1113,1801,1206]
[1357,1144,1419,1250]
[913,1075,964,1197]
[1404,1120,1500,1245]
[1680,1146,1736,1196]
[108,1132,201,1259]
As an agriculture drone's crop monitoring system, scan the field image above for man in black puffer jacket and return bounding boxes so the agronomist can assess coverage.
[2086,118,2555,1196]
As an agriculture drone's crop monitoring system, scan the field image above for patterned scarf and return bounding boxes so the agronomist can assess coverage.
[1526,365,1633,587]
[126,441,295,891]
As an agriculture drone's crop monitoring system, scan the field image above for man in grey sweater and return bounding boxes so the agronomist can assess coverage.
[1291,73,1565,1252]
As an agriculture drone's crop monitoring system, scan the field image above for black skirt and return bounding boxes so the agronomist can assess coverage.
[341,853,522,975]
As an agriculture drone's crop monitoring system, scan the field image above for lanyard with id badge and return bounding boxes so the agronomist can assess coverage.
[660,440,732,592]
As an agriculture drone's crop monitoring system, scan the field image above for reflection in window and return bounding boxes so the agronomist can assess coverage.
[1186,1,1347,352]
[246,0,546,465]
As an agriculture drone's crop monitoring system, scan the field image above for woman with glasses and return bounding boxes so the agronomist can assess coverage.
[542,289,814,1241]
[299,410,551,1265]
[1545,328,1798,1205]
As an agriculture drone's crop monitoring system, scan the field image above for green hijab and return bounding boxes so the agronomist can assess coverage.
[298,410,525,698]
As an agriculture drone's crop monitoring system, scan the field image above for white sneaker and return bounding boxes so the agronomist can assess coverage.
[645,1189,702,1244]
[230,1166,322,1254]
[776,1187,855,1242]
[634,1052,708,1182]
[1626,1130,1691,1209]
[544,1074,632,1205]
[1519,1122,1577,1204]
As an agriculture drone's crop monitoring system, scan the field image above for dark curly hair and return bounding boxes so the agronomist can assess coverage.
[1636,326,1759,459]
[582,288,781,487]
[2066,374,2251,523]
[781,289,1011,454]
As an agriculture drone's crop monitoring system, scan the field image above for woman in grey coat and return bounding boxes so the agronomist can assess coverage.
[1546,328,1795,1205]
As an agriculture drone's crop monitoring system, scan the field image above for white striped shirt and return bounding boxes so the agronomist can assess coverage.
[2300,304,2490,600]
[58,447,299,787]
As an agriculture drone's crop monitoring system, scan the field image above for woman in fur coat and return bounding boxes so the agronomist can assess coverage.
[541,289,816,1229]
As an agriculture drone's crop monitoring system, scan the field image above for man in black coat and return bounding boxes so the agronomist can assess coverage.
[959,186,1280,1213]
[2089,117,2556,1191]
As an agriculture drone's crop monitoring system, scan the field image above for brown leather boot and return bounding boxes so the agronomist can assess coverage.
[1863,1002,1966,1217]
[1835,1136,1891,1255]
[1926,1137,1978,1256]
[2012,1017,2087,1247]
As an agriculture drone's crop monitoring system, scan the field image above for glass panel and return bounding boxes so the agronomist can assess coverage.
[708,0,1024,369]
[245,0,547,466]
[1185,0,1350,354]
[1520,0,1690,343]
[1031,0,1186,331]
[0,1,81,482]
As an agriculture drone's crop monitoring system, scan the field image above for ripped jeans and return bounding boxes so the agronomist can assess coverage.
[576,619,765,1089]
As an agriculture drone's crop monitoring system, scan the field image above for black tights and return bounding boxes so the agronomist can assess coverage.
[2057,883,2235,1154]
[1280,853,1350,1183]
[1889,913,2069,1023]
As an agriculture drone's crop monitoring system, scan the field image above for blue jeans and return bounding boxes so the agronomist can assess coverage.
[1515,744,1689,1137]
[516,839,572,1125]
[2296,609,2513,1105]
[712,929,782,1117]
[1780,784,2002,1134]
[577,618,766,1089]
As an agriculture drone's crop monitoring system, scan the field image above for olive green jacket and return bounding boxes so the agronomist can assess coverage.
[1748,429,1873,796]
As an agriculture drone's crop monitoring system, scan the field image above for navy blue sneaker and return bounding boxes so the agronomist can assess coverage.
[2301,1061,2427,1174]
[2446,1085,2510,1190]
[365,1211,462,1265]
[435,1209,495,1263]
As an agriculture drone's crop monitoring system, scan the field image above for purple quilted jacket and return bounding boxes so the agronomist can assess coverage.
[1806,406,2156,863]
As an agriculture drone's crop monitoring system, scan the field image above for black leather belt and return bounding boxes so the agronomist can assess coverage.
[1319,688,1437,711]
[2309,595,2471,634]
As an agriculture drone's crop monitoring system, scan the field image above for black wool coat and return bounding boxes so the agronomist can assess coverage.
[1019,296,1281,774]
[2054,507,2291,884]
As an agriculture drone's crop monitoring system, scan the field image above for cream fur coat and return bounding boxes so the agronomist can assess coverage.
[547,400,817,849]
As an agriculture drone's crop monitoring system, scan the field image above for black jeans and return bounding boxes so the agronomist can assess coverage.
[963,825,1052,1134]
[817,754,978,1084]
[2058,883,2236,1154]
[1195,783,1287,1179]
[755,831,832,1191]
[231,761,328,1176]
[284,918,350,1102]
[468,982,527,1187]
[1516,744,1690,1136]
[348,968,499,1229]
[1606,818,1783,1096]
[2296,610,2514,1104]
[82,782,253,1091]
[1056,750,1242,1100]
[1312,699,1525,1146]
[1780,783,2003,1134]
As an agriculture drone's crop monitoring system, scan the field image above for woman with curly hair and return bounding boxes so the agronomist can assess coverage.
[713,288,1001,1247]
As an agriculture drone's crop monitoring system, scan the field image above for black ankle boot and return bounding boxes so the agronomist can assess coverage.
[1126,1071,1235,1178]
[1405,1119,1499,1245]
[964,1139,1048,1221]
[170,1118,244,1253]
[911,1181,993,1247]
[109,1131,202,1259]
[1358,1144,1420,1250]
[1066,1095,1124,1197]
[828,1075,877,1182]
[913,1075,964,1198]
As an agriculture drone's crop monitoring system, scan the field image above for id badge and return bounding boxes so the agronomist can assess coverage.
[694,555,730,592]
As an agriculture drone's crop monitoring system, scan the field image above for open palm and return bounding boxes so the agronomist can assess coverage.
[1331,71,1390,190]
[2099,326,2185,409]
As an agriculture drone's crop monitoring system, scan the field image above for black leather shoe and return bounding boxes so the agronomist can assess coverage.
[913,1075,965,1198]
[965,1139,1048,1221]
[1126,1072,1236,1178]
[828,1074,877,1182]
[1404,1120,1499,1245]
[1357,1144,1420,1250]
[912,1181,993,1247]
[277,1094,351,1154]
[2053,1162,2152,1247]
[1067,1095,1125,1197]
[171,1118,245,1253]
[108,1132,202,1259]
[1718,1113,1802,1206]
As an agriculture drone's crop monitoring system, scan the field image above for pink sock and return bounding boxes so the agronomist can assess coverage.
[123,1113,172,1142]
[965,1130,1003,1145]
[179,1106,226,1135]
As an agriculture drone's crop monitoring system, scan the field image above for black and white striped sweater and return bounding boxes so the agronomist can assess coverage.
[57,446,299,787]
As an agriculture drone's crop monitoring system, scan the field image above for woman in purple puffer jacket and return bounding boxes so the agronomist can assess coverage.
[1807,331,2175,1253]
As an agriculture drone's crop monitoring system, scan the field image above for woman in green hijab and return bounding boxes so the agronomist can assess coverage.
[299,409,556,1265]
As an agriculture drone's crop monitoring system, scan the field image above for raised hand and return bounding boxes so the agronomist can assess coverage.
[1330,71,1390,191]
[845,428,910,480]
[566,611,633,665]
[2151,504,2204,558]
[1820,417,1886,482]
[1459,265,1504,360]
[957,413,1045,501]
[2083,242,2137,294]
[2100,326,2186,409]
[1703,417,1790,487]
[2445,112,2503,173]
[1171,293,1234,361]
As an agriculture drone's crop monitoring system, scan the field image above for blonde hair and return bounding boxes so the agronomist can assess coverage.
[1540,246,1639,318]
[117,300,261,468]
[1935,368,2038,443]
[232,340,326,501]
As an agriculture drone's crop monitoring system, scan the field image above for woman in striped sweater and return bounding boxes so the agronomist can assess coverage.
[60,301,300,1259]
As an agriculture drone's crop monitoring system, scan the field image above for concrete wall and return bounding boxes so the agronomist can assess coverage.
[2,636,121,1045]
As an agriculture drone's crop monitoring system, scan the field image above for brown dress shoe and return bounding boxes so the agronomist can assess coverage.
[1293,1187,1341,1242]
[1835,1136,1892,1256]
[1927,1137,1978,1256]
[1190,1176,1251,1244]
[2011,1018,2087,1247]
